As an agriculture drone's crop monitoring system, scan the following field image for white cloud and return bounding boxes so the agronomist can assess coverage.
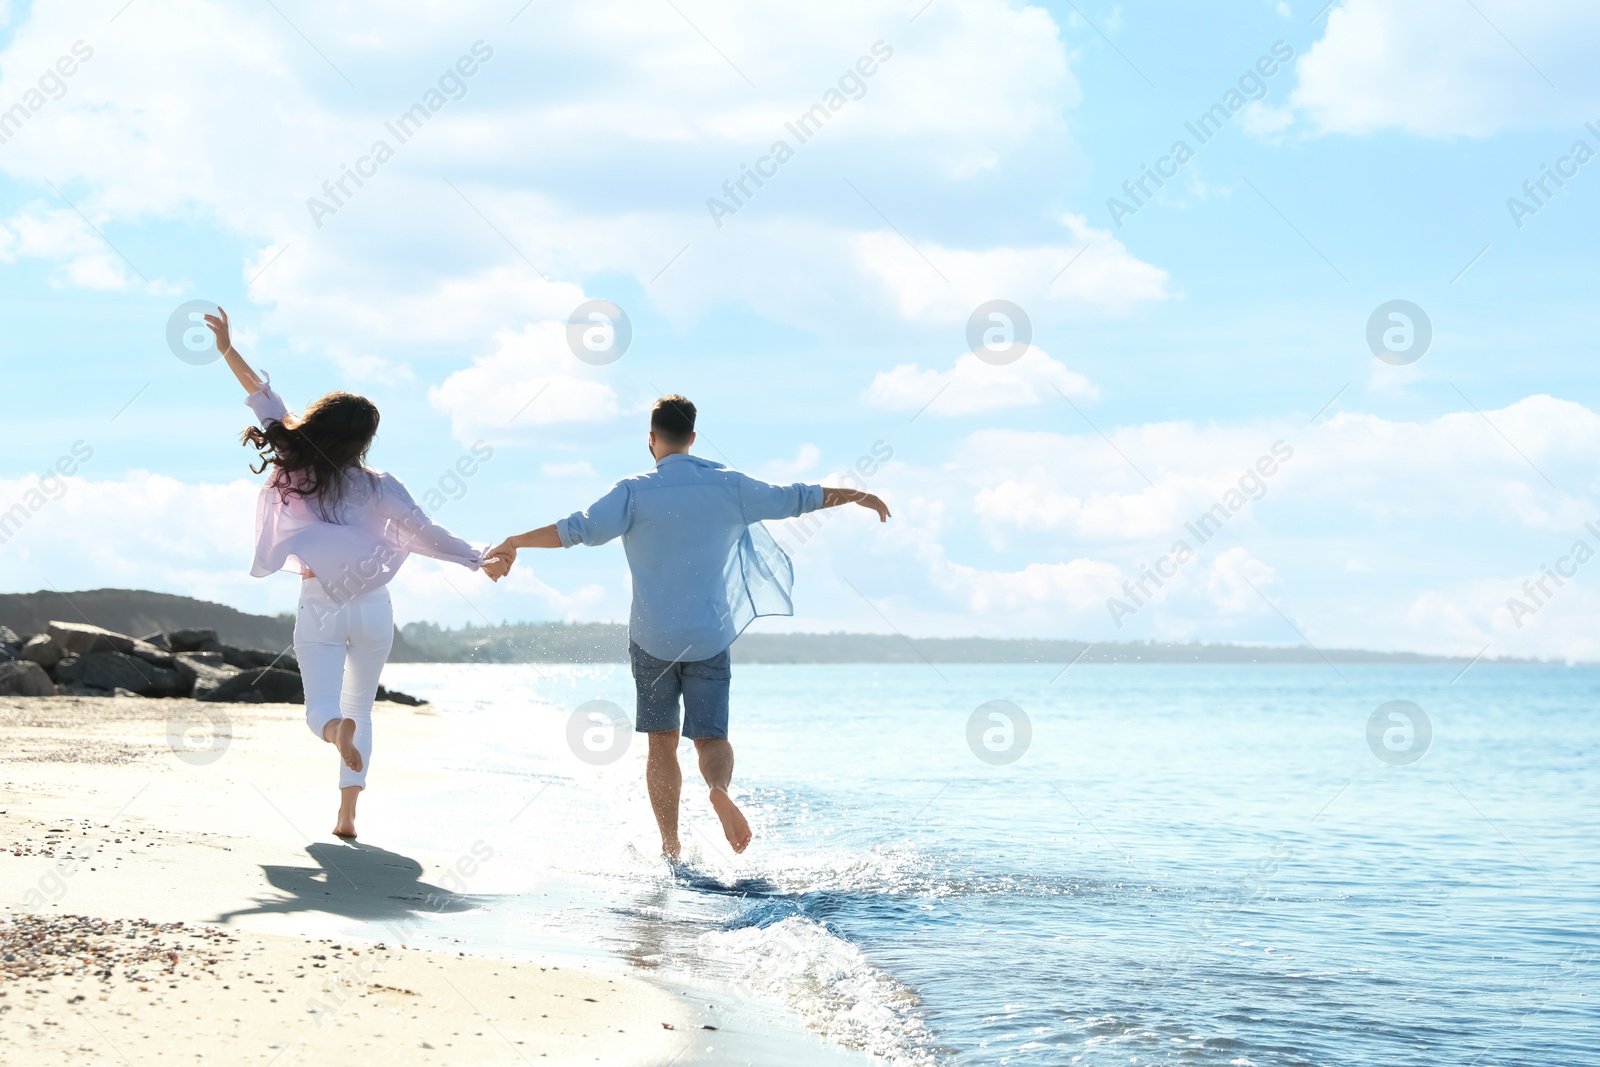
[248,244,588,382]
[782,393,1600,656]
[854,213,1171,324]
[428,321,625,443]
[1291,0,1599,137]
[0,205,169,291]
[757,444,822,482]
[962,423,1278,544]
[0,471,269,613]
[1239,101,1294,140]
[949,557,1119,614]
[0,0,1107,362]
[1203,546,1281,617]
[863,346,1097,416]
[962,396,1600,545]
[974,474,1202,543]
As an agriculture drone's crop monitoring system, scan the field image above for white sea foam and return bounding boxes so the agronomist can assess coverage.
[699,915,939,1066]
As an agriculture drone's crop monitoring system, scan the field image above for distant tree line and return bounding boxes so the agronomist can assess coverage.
[397,621,1518,666]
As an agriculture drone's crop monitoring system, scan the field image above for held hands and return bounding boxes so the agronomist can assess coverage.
[482,539,518,581]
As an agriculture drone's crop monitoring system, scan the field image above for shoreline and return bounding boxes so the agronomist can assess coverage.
[0,695,873,1066]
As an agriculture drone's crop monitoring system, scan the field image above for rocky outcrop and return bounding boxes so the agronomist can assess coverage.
[0,660,55,696]
[166,629,218,653]
[199,667,305,705]
[20,634,63,670]
[1,620,424,705]
[207,643,299,673]
[160,626,298,671]
[170,652,237,700]
[47,621,145,658]
[55,652,186,698]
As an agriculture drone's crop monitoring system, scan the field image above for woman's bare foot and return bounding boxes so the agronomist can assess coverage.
[661,835,682,863]
[333,785,359,839]
[708,787,751,853]
[322,717,362,773]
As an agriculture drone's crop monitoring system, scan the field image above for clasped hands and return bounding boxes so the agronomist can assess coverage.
[480,540,518,582]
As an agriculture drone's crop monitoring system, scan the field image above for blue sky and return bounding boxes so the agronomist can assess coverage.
[2,0,1598,659]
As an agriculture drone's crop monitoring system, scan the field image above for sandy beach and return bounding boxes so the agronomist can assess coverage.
[0,695,701,1065]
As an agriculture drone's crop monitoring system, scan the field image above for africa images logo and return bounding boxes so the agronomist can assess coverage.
[1106,40,1294,229]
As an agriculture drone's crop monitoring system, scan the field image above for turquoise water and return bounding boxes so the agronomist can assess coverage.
[379,662,1599,1066]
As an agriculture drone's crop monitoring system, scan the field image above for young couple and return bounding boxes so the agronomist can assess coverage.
[208,308,891,857]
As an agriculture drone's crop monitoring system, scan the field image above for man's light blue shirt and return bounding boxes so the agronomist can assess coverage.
[556,454,824,662]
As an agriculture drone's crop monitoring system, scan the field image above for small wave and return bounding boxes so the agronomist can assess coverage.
[750,842,1148,903]
[699,914,943,1066]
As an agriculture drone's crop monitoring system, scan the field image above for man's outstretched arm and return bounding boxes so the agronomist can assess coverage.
[821,487,891,522]
[485,524,561,570]
[487,482,634,572]
[737,474,892,525]
[498,525,564,551]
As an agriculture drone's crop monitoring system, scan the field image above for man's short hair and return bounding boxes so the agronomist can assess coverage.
[651,395,696,443]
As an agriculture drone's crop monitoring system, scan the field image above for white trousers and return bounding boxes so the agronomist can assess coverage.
[294,580,394,790]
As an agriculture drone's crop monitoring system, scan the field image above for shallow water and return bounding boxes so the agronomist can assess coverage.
[377,661,1599,1066]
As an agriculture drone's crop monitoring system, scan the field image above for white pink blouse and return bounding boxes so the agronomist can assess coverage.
[246,380,485,603]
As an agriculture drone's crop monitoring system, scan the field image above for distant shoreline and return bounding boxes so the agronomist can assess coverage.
[1,589,1571,667]
[414,626,1558,666]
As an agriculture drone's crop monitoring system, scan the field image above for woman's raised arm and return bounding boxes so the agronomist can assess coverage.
[204,307,265,394]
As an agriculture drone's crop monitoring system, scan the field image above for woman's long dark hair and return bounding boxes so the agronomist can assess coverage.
[241,392,380,519]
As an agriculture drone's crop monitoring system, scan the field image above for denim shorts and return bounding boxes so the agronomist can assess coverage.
[629,641,732,739]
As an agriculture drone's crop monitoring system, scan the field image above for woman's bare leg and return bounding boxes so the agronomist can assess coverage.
[333,785,360,839]
[321,717,363,772]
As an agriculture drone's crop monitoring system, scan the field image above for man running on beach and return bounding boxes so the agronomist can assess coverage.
[487,396,890,859]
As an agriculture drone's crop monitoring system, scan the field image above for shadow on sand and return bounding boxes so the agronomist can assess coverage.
[215,841,481,934]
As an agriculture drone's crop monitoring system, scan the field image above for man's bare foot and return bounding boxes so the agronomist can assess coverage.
[708,787,751,854]
[331,718,362,773]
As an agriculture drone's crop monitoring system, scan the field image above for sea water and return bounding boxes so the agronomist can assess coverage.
[373,662,1599,1066]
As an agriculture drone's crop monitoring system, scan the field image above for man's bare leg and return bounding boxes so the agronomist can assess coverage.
[646,730,683,861]
[694,737,751,853]
[333,785,359,839]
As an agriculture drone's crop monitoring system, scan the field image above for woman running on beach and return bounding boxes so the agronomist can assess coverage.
[206,307,506,839]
